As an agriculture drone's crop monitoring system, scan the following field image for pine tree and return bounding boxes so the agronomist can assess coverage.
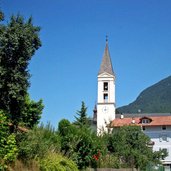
[74,101,89,127]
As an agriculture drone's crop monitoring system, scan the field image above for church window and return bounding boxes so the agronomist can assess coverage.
[104,82,108,91]
[104,93,108,102]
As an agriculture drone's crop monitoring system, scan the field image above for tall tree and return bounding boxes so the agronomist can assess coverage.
[74,101,89,127]
[0,14,41,129]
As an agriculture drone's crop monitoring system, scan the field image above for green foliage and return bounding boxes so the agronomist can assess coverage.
[117,75,171,113]
[99,153,120,168]
[106,126,156,170]
[0,111,18,170]
[74,127,105,169]
[21,94,44,128]
[74,101,89,127]
[152,148,168,165]
[39,153,78,171]
[0,11,44,170]
[58,119,79,156]
[3,134,18,163]
[0,14,41,127]
[58,119,106,169]
[58,119,71,136]
[17,123,61,161]
[0,111,8,140]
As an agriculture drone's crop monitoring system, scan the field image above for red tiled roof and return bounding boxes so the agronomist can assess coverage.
[111,116,171,127]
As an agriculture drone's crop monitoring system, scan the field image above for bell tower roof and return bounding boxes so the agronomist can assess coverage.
[98,37,115,76]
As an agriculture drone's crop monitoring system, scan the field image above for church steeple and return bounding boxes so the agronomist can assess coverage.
[96,37,116,134]
[98,37,114,76]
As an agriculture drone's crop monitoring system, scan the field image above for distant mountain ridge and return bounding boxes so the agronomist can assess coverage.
[117,75,171,114]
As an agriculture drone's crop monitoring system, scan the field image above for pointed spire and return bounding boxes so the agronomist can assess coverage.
[98,36,114,76]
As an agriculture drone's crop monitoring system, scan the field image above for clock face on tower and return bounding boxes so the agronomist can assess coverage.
[102,106,109,113]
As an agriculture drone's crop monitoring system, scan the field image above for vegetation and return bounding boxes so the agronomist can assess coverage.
[117,75,171,113]
[74,101,89,127]
[105,126,167,170]
[58,118,104,169]
[0,111,18,170]
[39,153,79,171]
[17,123,61,161]
[0,13,42,130]
[0,10,168,171]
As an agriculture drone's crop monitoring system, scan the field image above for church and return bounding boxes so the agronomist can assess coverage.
[92,38,171,171]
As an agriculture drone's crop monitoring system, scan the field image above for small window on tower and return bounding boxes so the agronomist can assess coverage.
[104,93,108,102]
[104,82,108,91]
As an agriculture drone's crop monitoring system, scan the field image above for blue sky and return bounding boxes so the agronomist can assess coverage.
[2,0,171,127]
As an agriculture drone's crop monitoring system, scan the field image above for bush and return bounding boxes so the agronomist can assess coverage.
[58,119,107,169]
[0,111,18,170]
[39,153,78,171]
[17,123,61,161]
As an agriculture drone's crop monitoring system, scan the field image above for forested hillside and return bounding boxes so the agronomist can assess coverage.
[117,75,171,113]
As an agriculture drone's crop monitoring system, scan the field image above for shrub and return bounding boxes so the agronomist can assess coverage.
[39,153,78,171]
[58,119,107,169]
[0,111,18,170]
[17,123,61,161]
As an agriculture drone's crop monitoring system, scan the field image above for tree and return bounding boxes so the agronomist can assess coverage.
[58,119,106,169]
[58,119,79,156]
[74,126,104,169]
[74,101,89,127]
[106,126,165,170]
[0,14,41,129]
[58,119,71,137]
[21,94,44,128]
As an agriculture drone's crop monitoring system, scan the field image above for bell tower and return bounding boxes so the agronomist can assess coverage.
[97,37,116,134]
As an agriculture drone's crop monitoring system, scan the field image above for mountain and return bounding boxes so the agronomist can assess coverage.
[117,75,171,114]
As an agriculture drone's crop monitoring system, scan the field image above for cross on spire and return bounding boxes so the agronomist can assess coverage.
[98,36,114,76]
[106,35,108,43]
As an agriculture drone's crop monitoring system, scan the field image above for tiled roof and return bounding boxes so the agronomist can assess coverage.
[98,41,115,76]
[116,113,171,118]
[111,116,171,127]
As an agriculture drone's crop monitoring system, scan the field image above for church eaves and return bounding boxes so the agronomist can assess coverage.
[98,39,115,76]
